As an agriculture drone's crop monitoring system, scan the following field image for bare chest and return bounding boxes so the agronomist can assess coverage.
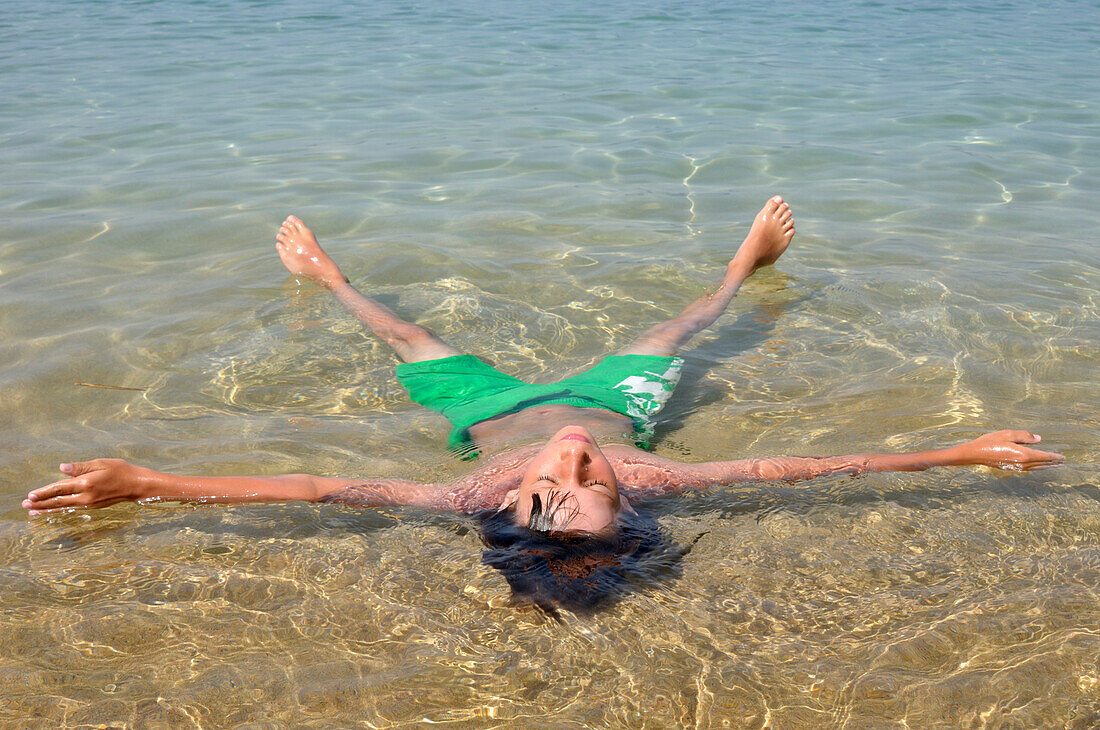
[467,404,634,447]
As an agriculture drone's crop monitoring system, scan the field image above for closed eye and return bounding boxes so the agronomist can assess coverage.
[536,475,611,492]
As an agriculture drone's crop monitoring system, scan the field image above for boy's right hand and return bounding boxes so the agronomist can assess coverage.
[23,459,151,514]
[955,430,1065,471]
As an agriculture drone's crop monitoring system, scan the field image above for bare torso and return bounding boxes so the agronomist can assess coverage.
[468,404,636,449]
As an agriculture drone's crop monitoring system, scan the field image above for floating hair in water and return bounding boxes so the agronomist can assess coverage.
[478,506,690,617]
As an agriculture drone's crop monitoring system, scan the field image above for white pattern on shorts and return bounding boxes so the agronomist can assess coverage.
[612,359,683,437]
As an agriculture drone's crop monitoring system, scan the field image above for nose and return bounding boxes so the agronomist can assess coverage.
[558,443,590,481]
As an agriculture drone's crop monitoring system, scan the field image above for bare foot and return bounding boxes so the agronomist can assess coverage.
[731,195,795,273]
[275,215,349,288]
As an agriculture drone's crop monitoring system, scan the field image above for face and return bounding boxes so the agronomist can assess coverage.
[505,426,632,533]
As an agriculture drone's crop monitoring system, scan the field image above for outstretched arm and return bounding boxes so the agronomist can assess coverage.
[619,430,1064,498]
[22,459,450,515]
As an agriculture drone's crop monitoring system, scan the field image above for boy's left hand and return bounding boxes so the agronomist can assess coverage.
[23,459,148,514]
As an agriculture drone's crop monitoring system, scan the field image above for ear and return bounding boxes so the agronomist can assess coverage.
[496,488,520,512]
[619,494,637,516]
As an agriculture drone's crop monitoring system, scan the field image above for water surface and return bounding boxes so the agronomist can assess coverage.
[2,0,1099,726]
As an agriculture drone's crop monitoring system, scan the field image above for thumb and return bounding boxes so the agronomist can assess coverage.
[60,460,101,476]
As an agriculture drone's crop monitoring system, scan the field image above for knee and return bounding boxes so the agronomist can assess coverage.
[392,323,440,350]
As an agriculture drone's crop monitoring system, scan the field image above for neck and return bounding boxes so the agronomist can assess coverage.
[467,404,636,454]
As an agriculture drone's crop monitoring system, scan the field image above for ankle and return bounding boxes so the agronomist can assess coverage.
[325,275,351,291]
[725,257,754,282]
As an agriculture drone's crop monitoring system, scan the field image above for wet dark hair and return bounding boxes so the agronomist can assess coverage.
[478,495,689,616]
[525,490,579,531]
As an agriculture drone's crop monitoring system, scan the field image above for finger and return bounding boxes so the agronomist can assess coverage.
[27,498,131,516]
[1017,444,1058,456]
[26,479,82,503]
[24,493,87,512]
[1023,449,1064,467]
[1009,430,1040,444]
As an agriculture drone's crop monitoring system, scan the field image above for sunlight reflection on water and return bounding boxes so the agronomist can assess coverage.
[2,0,1099,725]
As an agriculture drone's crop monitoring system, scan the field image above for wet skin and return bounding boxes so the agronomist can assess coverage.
[503,426,632,533]
[22,197,1065,527]
[21,425,1065,527]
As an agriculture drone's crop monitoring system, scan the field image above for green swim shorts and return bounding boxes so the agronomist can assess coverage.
[395,354,683,454]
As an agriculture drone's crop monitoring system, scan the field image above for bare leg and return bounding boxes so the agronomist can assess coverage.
[276,216,460,363]
[618,196,795,357]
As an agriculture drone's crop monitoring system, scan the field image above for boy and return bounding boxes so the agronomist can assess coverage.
[24,197,1062,535]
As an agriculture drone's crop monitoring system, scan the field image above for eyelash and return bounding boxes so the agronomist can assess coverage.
[537,475,609,488]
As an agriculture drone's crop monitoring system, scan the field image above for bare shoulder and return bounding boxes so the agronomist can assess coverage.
[602,445,709,499]
[445,445,540,512]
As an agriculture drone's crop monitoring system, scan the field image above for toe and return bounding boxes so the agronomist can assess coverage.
[764,197,780,215]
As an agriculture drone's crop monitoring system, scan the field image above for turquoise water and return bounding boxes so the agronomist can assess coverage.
[2,1,1099,726]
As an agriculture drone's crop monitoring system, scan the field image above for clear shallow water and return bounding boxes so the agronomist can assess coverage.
[2,0,1099,726]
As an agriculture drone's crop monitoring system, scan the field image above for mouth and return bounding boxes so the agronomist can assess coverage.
[559,433,592,444]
